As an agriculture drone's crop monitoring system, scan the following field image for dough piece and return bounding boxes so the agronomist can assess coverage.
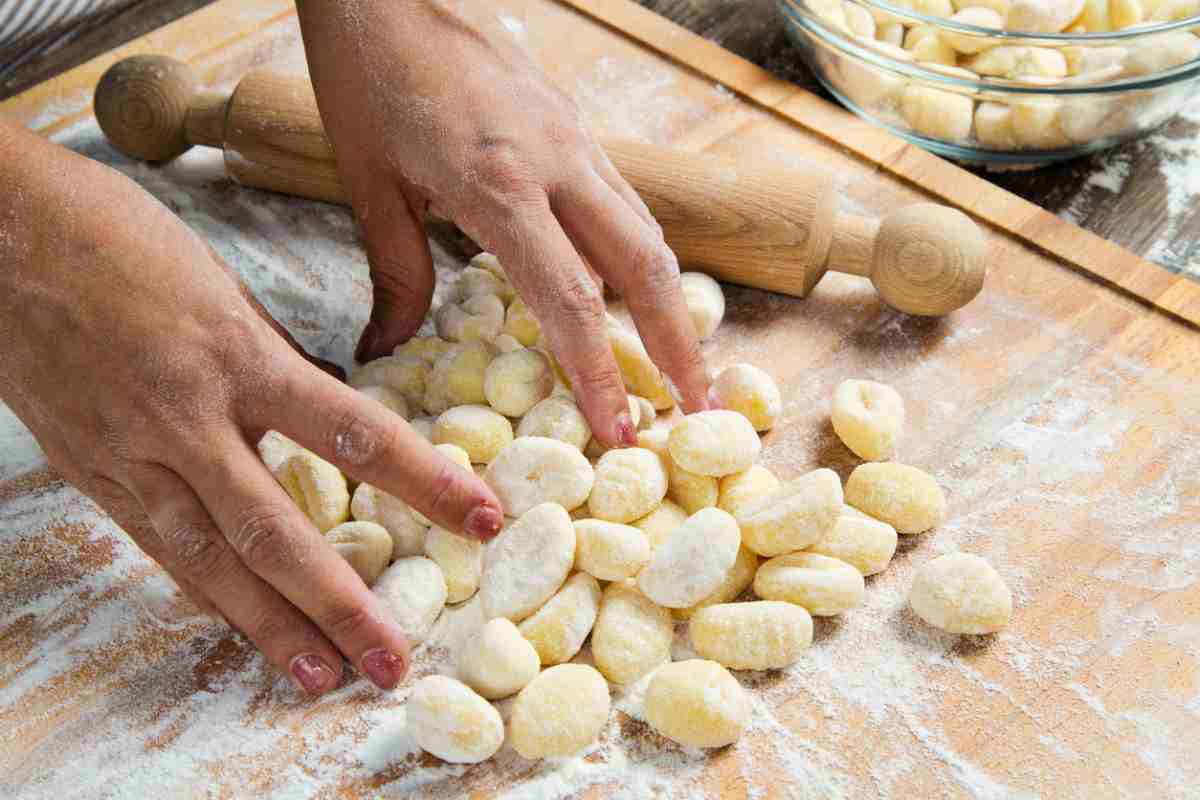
[845,462,947,534]
[407,675,504,764]
[631,498,689,550]
[351,482,428,559]
[906,27,958,66]
[423,341,498,415]
[456,617,540,699]
[844,1,877,36]
[517,572,602,665]
[667,460,719,516]
[393,335,454,365]
[573,519,651,580]
[587,447,669,523]
[503,296,541,346]
[326,521,393,586]
[605,315,674,409]
[965,46,1068,78]
[350,355,428,409]
[1110,0,1142,26]
[516,395,591,451]
[509,664,611,759]
[409,416,435,441]
[483,348,554,417]
[942,7,1003,53]
[668,410,761,477]
[637,507,741,608]
[456,265,515,305]
[257,430,303,476]
[632,395,657,430]
[432,404,513,464]
[712,363,783,432]
[974,102,1020,150]
[679,272,725,340]
[717,465,781,518]
[373,556,447,643]
[754,552,865,616]
[357,384,409,420]
[1124,32,1200,76]
[408,443,473,527]
[592,581,674,685]
[435,293,505,343]
[1006,0,1085,31]
[480,502,576,622]
[493,334,524,353]
[689,601,813,670]
[644,660,750,748]
[470,251,507,280]
[807,507,898,576]
[831,379,906,461]
[900,85,974,143]
[484,436,595,516]
[277,451,350,534]
[674,545,759,620]
[910,552,1013,633]
[736,468,843,557]
[424,525,483,604]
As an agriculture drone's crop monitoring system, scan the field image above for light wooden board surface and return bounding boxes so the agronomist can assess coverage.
[1,1,1198,797]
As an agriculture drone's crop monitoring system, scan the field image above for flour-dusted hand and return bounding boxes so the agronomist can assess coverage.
[0,122,504,695]
[295,0,710,447]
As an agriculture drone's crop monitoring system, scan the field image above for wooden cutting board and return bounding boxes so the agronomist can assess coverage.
[1,1,1198,798]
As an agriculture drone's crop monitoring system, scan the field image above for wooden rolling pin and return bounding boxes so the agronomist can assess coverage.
[93,55,986,315]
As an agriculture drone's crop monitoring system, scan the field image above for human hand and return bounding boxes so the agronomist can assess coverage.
[296,0,711,447]
[0,122,504,694]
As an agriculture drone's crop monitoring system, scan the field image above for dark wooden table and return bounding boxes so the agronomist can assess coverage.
[2,0,1196,279]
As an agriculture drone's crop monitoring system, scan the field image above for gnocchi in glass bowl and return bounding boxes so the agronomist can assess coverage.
[777,0,1200,167]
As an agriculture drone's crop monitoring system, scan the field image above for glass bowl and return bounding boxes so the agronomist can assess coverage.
[777,0,1200,167]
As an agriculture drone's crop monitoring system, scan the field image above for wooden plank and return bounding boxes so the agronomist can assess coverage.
[558,0,1200,328]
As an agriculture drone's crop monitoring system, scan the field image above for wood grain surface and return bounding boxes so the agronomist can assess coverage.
[1,1,1198,798]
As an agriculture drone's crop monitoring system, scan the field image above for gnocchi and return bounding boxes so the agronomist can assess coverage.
[668,410,762,477]
[712,363,783,432]
[480,502,575,622]
[457,617,540,699]
[754,552,866,616]
[736,468,843,557]
[717,464,781,519]
[509,664,611,759]
[435,293,505,343]
[807,507,898,576]
[515,395,591,451]
[845,462,947,534]
[432,404,513,464]
[351,482,427,559]
[373,556,447,643]
[350,355,428,408]
[483,348,554,417]
[276,450,350,534]
[424,525,483,604]
[679,272,726,341]
[644,660,750,748]
[484,436,595,516]
[637,507,741,608]
[517,571,602,665]
[573,519,651,580]
[407,675,504,763]
[587,447,669,523]
[326,521,393,586]
[689,601,813,670]
[591,581,674,685]
[909,552,1013,633]
[423,341,497,415]
[831,379,905,461]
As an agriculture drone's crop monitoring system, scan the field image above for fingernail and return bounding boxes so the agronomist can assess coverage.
[290,653,336,695]
[464,505,503,540]
[616,413,638,447]
[361,648,407,689]
[355,323,381,363]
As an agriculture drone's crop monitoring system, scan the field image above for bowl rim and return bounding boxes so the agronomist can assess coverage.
[778,0,1200,94]
[780,0,1200,42]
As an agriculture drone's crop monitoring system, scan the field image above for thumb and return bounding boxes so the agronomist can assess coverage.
[355,189,436,362]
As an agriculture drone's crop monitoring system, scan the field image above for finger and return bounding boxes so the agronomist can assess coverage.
[554,174,710,414]
[127,463,347,696]
[592,148,661,238]
[354,188,435,362]
[180,437,414,690]
[489,201,636,448]
[262,357,504,539]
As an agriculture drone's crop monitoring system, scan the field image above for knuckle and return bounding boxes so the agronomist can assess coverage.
[165,521,228,581]
[231,504,307,573]
[423,461,459,519]
[328,406,390,469]
[554,274,605,322]
[472,136,539,197]
[318,597,375,640]
[244,608,293,648]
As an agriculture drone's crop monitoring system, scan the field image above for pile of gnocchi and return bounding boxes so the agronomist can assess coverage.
[810,0,1200,152]
[258,252,1013,763]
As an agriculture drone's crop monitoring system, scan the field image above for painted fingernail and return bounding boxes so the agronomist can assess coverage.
[616,413,638,447]
[355,323,381,363]
[361,648,407,689]
[290,653,336,695]
[464,505,503,541]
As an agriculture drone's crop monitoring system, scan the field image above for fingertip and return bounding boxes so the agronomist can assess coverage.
[616,412,637,447]
[464,504,504,541]
[361,646,410,690]
[290,652,341,696]
[354,323,382,363]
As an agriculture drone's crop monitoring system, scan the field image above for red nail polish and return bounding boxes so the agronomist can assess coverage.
[290,653,336,695]
[617,413,637,447]
[465,505,503,540]
[361,648,407,689]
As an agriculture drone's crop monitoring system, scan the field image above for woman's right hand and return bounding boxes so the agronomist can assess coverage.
[0,121,503,695]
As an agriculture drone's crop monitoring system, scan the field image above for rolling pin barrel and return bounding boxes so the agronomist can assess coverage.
[94,54,986,316]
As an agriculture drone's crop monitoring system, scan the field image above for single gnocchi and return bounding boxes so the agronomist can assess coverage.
[424,525,483,604]
[435,293,505,343]
[357,384,409,420]
[480,502,576,622]
[432,404,513,464]
[736,468,843,557]
[326,521,393,586]
[754,552,865,616]
[631,498,689,550]
[503,296,541,346]
[845,462,947,534]
[637,507,741,608]
[605,315,674,409]
[457,617,540,699]
[509,664,611,759]
[373,556,447,643]
[394,335,454,365]
[717,465,781,518]
[712,363,783,432]
[591,581,674,685]
[483,348,554,417]
[573,519,651,580]
[423,341,497,415]
[668,410,762,477]
[275,450,350,534]
[831,379,905,461]
[909,552,1013,633]
[588,447,669,523]
[456,265,515,305]
[689,601,813,670]
[679,272,726,340]
[807,507,898,576]
[407,675,504,764]
[644,660,750,748]
[517,572,601,665]
[350,355,429,408]
[516,395,591,451]
[674,545,759,620]
[484,436,595,516]
[351,482,427,559]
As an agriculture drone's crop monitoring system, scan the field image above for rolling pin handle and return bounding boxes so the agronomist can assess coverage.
[95,55,206,161]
